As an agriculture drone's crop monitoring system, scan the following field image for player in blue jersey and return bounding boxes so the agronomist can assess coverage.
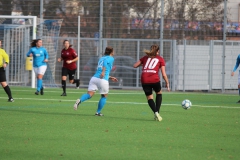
[73,47,118,116]
[231,54,240,103]
[26,39,49,95]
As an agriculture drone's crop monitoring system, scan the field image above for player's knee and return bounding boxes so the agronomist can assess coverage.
[69,80,74,84]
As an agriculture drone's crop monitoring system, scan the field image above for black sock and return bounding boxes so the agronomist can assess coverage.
[62,80,66,93]
[73,79,80,87]
[4,85,12,99]
[148,99,157,113]
[156,94,162,113]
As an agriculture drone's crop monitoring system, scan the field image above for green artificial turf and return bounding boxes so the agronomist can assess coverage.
[0,87,239,160]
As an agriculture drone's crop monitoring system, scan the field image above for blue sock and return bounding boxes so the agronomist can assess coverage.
[97,97,107,113]
[80,93,91,103]
[37,79,42,91]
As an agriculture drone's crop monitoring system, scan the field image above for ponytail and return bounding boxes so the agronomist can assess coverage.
[144,44,159,57]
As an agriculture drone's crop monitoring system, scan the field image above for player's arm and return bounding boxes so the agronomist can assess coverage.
[109,76,118,82]
[100,66,106,79]
[44,48,49,62]
[231,56,240,76]
[66,50,78,64]
[133,60,142,68]
[161,66,170,91]
[68,57,78,63]
[57,57,63,62]
[2,50,9,68]
[26,48,33,57]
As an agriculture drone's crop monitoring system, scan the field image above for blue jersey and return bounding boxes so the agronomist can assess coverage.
[93,55,114,81]
[26,47,49,67]
[233,54,240,72]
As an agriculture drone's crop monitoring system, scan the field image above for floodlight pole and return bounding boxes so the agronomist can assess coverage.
[39,0,43,38]
[222,0,227,93]
[160,0,164,56]
[0,15,37,88]
[99,0,103,56]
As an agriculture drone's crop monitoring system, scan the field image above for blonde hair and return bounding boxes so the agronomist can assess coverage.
[144,44,159,57]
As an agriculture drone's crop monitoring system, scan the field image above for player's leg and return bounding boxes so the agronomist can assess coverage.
[61,67,68,96]
[35,66,47,95]
[73,77,97,110]
[142,84,157,113]
[153,82,162,113]
[95,79,109,116]
[68,69,80,89]
[1,81,14,102]
[142,83,162,121]
[0,68,14,102]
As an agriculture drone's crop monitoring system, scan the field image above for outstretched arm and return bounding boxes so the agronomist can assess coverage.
[133,60,142,68]
[109,76,118,82]
[231,56,240,76]
[161,66,170,91]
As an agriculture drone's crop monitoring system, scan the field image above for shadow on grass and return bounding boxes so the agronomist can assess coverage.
[0,108,154,122]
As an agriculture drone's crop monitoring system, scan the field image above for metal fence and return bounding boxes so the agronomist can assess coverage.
[2,26,240,92]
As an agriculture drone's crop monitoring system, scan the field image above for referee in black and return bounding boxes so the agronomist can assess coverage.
[0,40,14,102]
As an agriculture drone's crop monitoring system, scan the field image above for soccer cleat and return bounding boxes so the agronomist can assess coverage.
[35,91,39,95]
[155,113,162,122]
[61,92,67,96]
[95,113,104,116]
[40,87,44,95]
[8,98,14,102]
[74,99,81,110]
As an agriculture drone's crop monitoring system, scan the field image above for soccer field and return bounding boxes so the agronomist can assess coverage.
[1,87,240,160]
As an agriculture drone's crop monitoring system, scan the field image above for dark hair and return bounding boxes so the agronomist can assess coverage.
[63,40,73,48]
[104,46,113,55]
[31,39,41,47]
[144,44,159,57]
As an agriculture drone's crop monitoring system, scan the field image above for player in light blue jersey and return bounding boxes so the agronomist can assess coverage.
[231,54,240,103]
[73,47,118,116]
[26,39,49,95]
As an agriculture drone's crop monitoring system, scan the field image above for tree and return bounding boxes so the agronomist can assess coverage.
[0,0,12,15]
[164,0,224,40]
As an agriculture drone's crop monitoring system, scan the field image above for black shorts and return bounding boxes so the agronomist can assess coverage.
[142,82,161,96]
[0,67,6,82]
[62,67,76,80]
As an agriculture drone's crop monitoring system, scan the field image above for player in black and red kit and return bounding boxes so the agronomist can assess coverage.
[58,40,80,96]
[134,44,170,121]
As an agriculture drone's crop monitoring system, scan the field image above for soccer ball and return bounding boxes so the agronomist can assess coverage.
[181,99,192,110]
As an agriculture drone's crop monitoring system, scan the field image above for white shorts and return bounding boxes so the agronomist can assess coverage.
[34,65,47,75]
[88,77,109,94]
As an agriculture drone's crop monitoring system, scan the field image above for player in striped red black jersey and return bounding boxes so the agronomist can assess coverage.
[58,40,80,96]
[134,44,170,121]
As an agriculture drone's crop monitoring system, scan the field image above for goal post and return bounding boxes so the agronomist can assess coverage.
[0,15,37,88]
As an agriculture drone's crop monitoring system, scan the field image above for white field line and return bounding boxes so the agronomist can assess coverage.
[8,89,238,97]
[0,97,239,109]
